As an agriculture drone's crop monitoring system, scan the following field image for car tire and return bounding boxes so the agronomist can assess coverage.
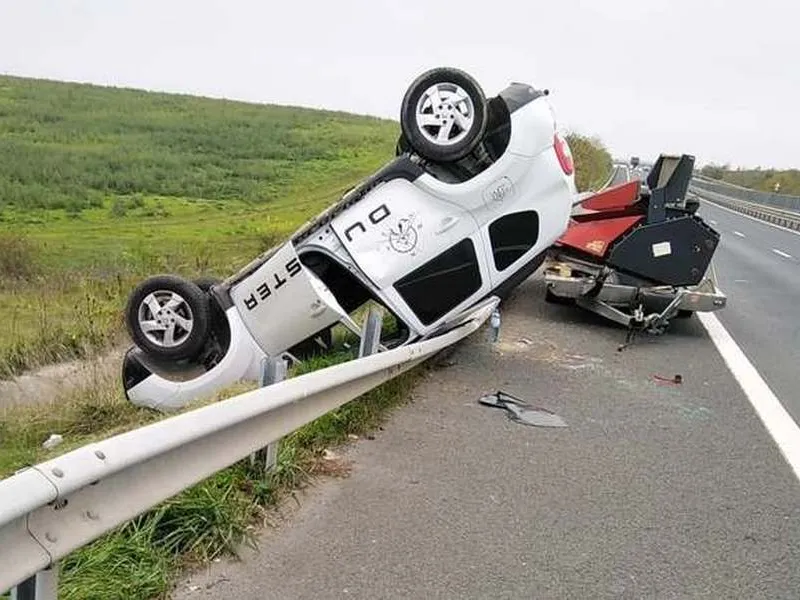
[193,276,227,323]
[395,133,412,156]
[193,276,221,292]
[400,67,488,163]
[125,275,211,361]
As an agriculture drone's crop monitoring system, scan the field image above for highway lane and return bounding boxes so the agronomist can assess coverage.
[607,164,630,187]
[697,199,800,424]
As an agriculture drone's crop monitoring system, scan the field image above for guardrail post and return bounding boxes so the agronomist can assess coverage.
[249,356,287,473]
[488,307,501,342]
[358,307,383,358]
[10,565,58,600]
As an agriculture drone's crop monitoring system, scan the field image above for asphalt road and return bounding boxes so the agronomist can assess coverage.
[697,199,800,424]
[608,164,631,187]
[174,276,800,600]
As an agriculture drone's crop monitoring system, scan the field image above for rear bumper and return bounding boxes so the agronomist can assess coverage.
[123,306,266,411]
[544,261,727,313]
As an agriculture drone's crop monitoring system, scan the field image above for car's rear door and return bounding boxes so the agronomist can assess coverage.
[329,177,492,329]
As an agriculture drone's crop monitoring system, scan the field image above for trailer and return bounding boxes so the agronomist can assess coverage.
[544,153,727,348]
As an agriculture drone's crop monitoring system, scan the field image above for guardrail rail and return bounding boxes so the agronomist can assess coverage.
[0,298,498,596]
[691,176,800,214]
[690,180,800,231]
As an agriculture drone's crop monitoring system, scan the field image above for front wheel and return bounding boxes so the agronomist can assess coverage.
[125,275,211,361]
[400,67,488,163]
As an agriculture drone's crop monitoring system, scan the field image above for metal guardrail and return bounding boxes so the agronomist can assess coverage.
[0,297,498,595]
[690,183,800,231]
[692,176,800,213]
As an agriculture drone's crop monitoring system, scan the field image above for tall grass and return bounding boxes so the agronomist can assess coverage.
[0,232,41,280]
[0,271,128,378]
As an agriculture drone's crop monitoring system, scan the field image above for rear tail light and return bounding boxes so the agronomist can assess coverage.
[554,132,574,176]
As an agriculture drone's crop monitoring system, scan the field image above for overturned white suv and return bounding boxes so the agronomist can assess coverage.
[122,67,578,410]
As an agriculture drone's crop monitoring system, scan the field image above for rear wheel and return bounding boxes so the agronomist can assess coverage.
[194,275,227,322]
[193,276,222,293]
[125,275,211,361]
[400,67,488,163]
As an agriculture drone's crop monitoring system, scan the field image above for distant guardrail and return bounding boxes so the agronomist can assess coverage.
[690,183,800,231]
[692,176,800,213]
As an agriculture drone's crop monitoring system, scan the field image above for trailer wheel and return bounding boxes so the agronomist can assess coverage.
[125,275,211,361]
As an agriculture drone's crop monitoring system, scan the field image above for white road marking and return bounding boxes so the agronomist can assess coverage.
[698,312,800,483]
[772,248,792,259]
[734,279,749,283]
[733,230,746,238]
[702,197,800,237]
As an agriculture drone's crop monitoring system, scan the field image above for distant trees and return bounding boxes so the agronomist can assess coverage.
[700,163,729,180]
[565,133,613,191]
[700,162,800,195]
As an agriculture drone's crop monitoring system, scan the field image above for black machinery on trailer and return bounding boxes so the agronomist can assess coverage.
[544,153,727,348]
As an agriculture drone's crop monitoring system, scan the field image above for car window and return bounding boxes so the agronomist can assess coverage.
[394,238,482,325]
[488,211,540,271]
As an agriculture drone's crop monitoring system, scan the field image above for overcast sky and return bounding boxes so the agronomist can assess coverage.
[1,0,797,169]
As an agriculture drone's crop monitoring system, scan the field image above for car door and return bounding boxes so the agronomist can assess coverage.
[329,177,492,329]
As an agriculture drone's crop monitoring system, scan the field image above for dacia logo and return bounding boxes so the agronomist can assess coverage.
[483,177,514,204]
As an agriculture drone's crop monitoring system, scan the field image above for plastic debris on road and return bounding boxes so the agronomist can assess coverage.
[478,391,567,428]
